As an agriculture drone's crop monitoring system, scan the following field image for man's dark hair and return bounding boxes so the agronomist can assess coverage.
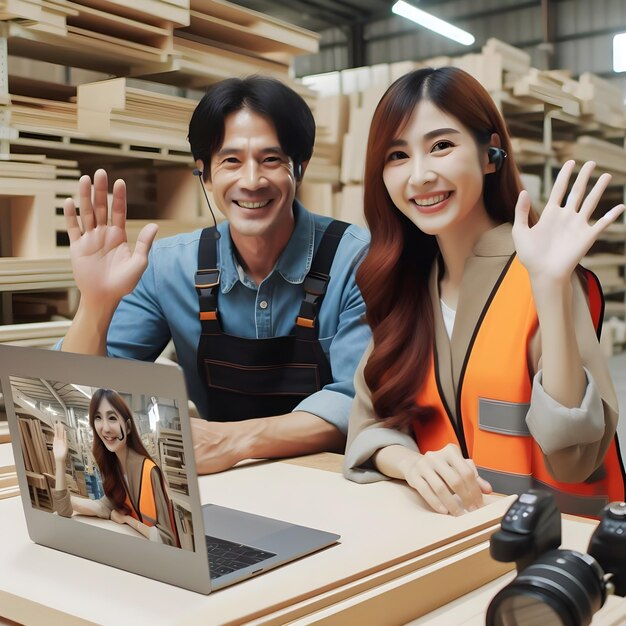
[188,76,315,180]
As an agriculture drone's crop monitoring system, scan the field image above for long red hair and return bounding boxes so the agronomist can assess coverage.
[358,67,530,429]
[89,388,155,514]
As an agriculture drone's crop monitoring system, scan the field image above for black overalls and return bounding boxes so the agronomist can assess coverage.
[194,220,349,422]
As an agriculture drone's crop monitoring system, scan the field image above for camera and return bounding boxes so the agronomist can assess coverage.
[486,490,626,626]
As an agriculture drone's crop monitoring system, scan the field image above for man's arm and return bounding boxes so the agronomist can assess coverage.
[191,412,344,474]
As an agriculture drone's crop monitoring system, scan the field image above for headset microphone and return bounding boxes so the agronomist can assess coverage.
[193,168,221,240]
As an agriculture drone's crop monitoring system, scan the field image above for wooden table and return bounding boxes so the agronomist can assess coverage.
[2,451,621,625]
[0,452,517,625]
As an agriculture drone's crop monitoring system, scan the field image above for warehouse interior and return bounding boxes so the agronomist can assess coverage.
[0,1,626,621]
[0,0,623,426]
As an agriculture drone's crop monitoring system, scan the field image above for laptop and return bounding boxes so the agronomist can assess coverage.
[0,344,340,595]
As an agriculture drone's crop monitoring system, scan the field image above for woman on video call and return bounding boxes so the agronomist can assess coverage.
[52,388,179,546]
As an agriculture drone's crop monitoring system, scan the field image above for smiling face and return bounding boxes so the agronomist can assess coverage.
[203,108,297,243]
[382,100,494,238]
[92,396,128,454]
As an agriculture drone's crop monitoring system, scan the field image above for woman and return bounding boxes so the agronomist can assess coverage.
[53,388,179,546]
[344,66,626,518]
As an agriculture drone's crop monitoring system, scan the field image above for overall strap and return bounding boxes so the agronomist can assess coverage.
[295,220,349,339]
[195,227,221,333]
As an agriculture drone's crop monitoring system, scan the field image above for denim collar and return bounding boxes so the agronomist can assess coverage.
[217,200,315,293]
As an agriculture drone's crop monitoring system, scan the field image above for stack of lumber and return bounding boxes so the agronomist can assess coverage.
[554,136,626,178]
[77,77,195,149]
[0,256,77,325]
[453,38,531,93]
[5,12,169,75]
[0,257,73,292]
[2,0,318,88]
[2,0,187,72]
[573,73,626,128]
[69,0,190,26]
[511,68,581,117]
[155,35,292,88]
[0,0,319,159]
[510,138,555,165]
[9,93,77,133]
[0,0,74,36]
[0,155,79,257]
[169,0,319,89]
[297,94,348,219]
[181,0,318,63]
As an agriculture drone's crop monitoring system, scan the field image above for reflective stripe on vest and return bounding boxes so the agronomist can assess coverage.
[413,255,626,517]
[124,457,158,527]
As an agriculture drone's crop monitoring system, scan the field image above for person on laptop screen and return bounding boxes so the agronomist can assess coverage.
[52,388,179,546]
[59,76,371,475]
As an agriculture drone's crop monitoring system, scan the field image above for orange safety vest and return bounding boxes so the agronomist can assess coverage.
[412,254,626,518]
[124,457,159,527]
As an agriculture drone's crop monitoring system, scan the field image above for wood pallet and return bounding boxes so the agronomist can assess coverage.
[11,127,191,162]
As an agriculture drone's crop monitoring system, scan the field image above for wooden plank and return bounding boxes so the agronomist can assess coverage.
[0,320,72,344]
[0,0,42,21]
[188,0,318,54]
[171,34,290,78]
[555,136,626,175]
[64,0,190,27]
[65,0,173,48]
[183,7,318,57]
[512,69,581,116]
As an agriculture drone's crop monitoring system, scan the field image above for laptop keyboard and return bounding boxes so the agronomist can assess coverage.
[205,535,276,579]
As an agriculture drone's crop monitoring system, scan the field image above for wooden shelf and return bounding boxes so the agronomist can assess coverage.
[0,319,71,345]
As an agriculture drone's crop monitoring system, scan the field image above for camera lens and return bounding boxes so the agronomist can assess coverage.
[488,592,563,626]
[486,550,605,626]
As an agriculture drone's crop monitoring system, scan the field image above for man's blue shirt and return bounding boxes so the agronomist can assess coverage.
[106,201,371,432]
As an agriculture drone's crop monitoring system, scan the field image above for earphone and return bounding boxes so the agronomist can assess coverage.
[193,168,221,240]
[488,147,507,172]
[294,162,302,181]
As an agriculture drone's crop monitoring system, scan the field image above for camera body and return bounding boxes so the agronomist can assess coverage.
[486,491,626,626]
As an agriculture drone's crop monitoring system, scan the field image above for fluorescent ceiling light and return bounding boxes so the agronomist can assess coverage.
[392,0,475,46]
[614,33,626,72]
[72,384,93,399]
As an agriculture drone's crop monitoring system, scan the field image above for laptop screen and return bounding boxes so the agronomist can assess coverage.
[1,346,214,593]
[9,374,195,553]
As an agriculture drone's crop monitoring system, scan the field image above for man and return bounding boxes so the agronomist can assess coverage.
[61,76,371,474]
